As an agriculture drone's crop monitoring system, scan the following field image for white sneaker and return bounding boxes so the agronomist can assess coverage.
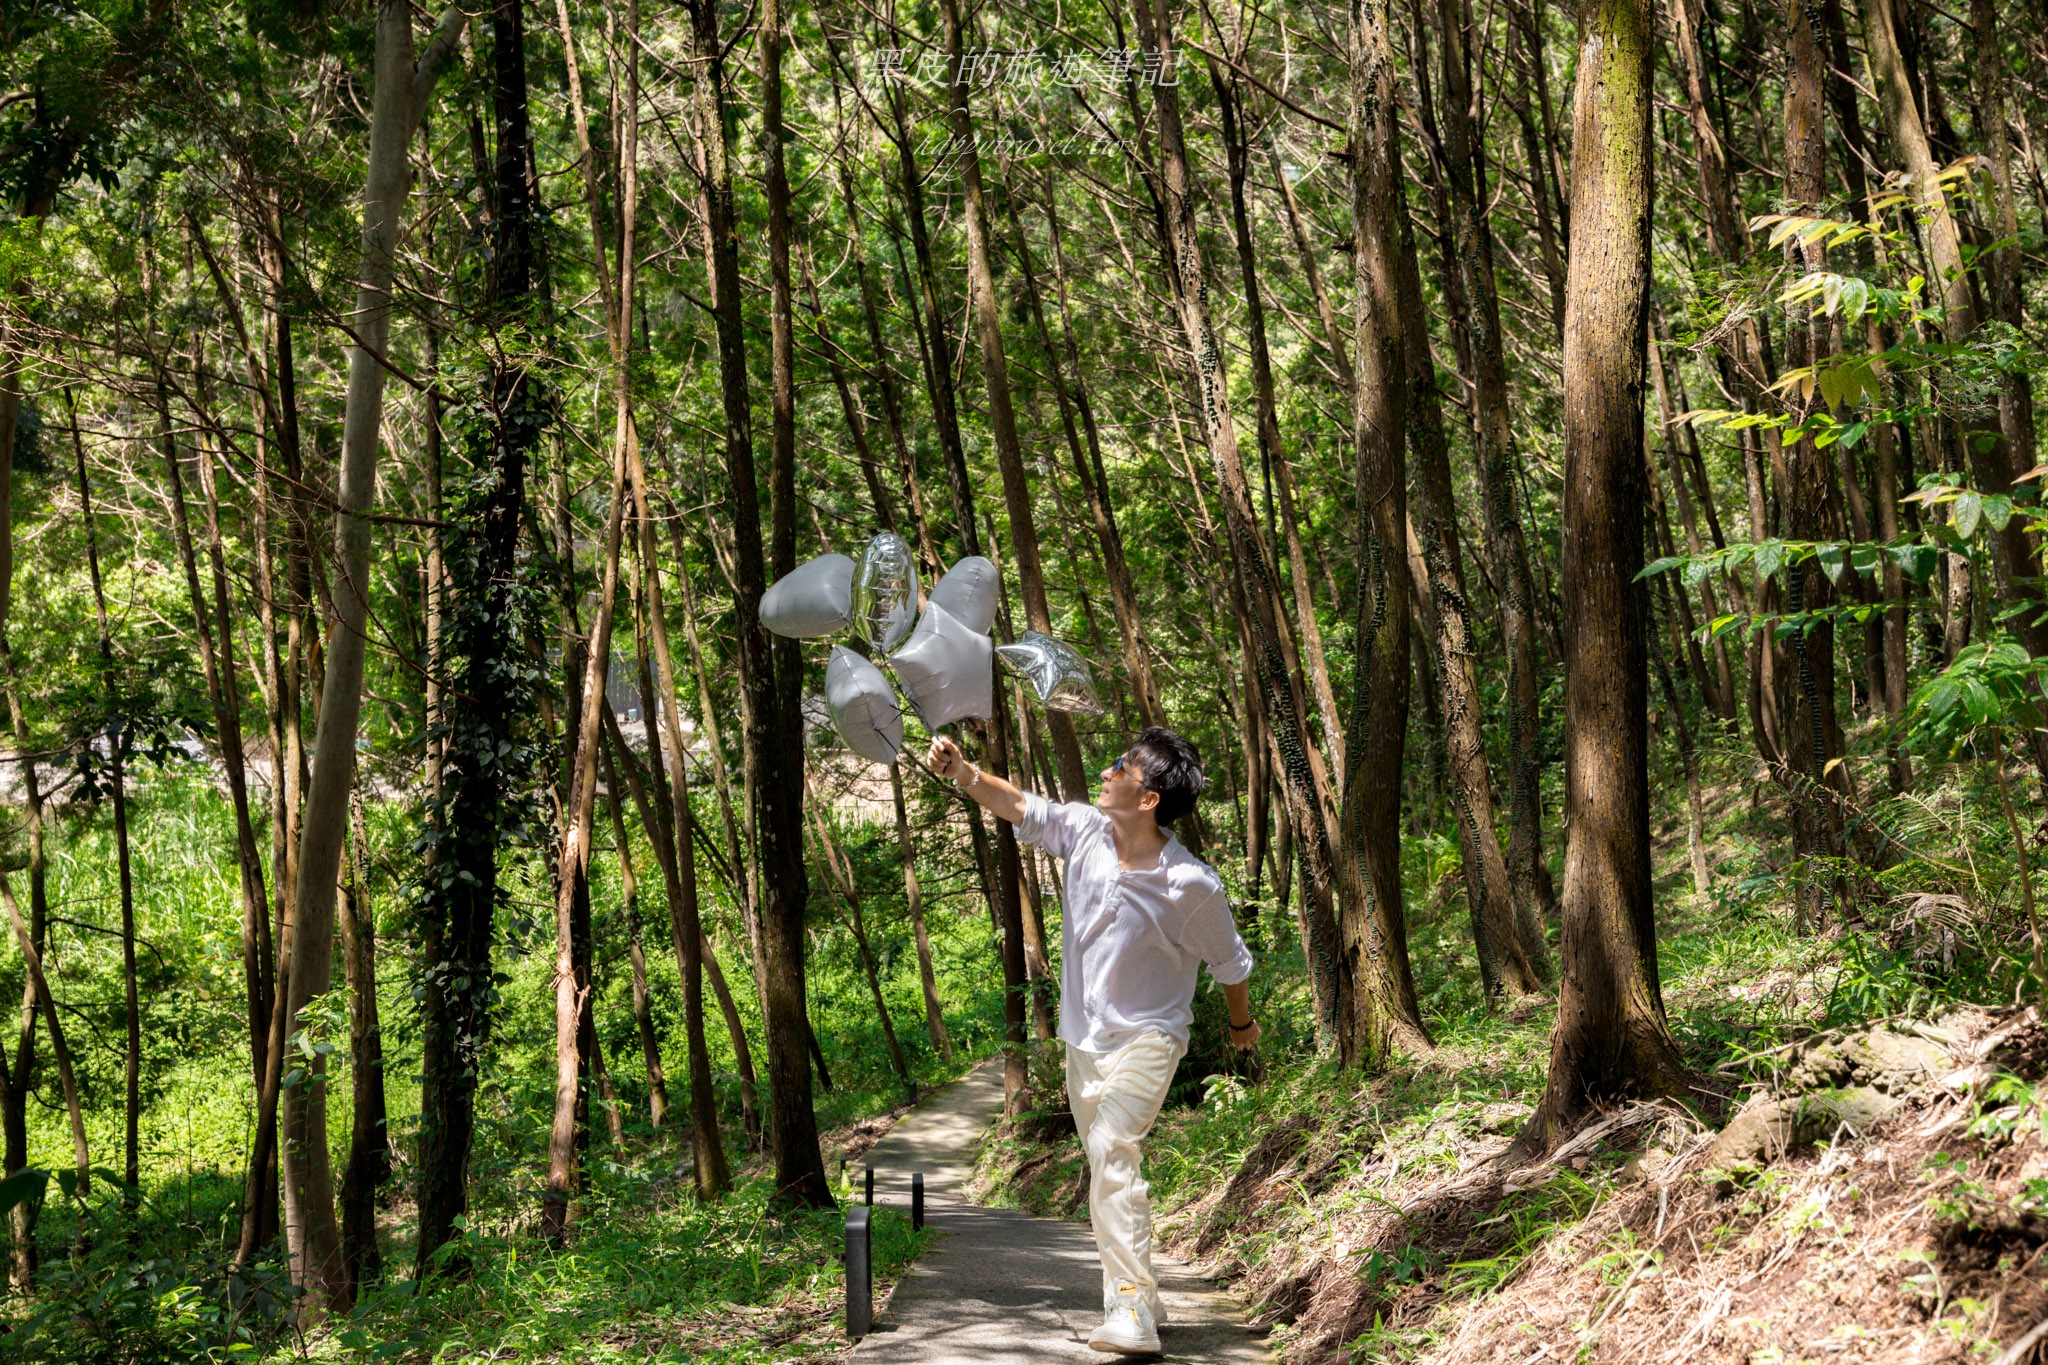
[1100,1285,1166,1325]
[1089,1282,1161,1354]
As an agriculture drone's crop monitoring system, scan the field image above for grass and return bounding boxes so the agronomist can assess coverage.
[0,764,982,1362]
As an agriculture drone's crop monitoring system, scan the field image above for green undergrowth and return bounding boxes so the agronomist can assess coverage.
[972,798,2032,1361]
[6,1157,934,1364]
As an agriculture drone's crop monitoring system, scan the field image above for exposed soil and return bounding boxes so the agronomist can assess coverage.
[1139,1008,2048,1363]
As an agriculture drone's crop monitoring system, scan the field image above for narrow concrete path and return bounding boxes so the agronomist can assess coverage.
[854,1057,1270,1364]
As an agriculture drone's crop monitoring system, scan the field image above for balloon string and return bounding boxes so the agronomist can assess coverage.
[895,728,982,811]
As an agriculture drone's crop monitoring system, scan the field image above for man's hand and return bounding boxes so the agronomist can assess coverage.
[927,735,969,782]
[1227,1018,1262,1050]
[924,734,1028,825]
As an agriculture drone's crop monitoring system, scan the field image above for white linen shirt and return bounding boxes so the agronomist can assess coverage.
[1014,791,1254,1053]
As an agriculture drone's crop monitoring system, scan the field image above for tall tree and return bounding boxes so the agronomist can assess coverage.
[283,0,463,1310]
[1337,0,1433,1066]
[1126,0,1356,1058]
[415,0,535,1277]
[692,0,828,1208]
[1524,0,1688,1149]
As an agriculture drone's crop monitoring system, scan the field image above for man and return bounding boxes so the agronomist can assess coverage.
[927,726,1260,1355]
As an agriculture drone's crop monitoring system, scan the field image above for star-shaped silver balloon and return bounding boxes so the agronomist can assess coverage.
[995,630,1104,714]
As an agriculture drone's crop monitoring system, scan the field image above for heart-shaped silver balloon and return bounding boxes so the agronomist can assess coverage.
[760,553,855,638]
[889,601,994,727]
[852,532,920,654]
[995,631,1104,714]
[825,646,903,763]
[927,556,1000,636]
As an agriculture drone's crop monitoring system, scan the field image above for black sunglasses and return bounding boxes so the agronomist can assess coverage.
[1110,753,1148,785]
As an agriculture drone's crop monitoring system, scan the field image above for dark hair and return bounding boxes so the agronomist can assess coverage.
[1125,727,1204,828]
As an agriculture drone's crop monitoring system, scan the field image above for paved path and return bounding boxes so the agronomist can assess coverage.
[854,1057,1270,1364]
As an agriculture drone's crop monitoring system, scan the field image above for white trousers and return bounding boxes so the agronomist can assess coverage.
[1066,1031,1184,1313]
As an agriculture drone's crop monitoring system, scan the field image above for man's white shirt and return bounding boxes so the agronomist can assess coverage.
[1014,791,1254,1054]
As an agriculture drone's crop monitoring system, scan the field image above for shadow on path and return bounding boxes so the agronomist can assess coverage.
[854,1057,1271,1364]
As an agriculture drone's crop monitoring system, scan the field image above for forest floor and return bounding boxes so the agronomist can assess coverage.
[977,979,2048,1363]
[965,774,2048,1365]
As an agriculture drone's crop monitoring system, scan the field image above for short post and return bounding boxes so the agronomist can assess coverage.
[864,1162,874,1207]
[845,1205,873,1339]
[911,1171,924,1230]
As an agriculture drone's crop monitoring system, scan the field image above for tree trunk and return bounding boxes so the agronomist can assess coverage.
[1128,0,1355,1057]
[1861,0,2014,478]
[807,790,913,1096]
[1336,0,1433,1068]
[160,375,275,1137]
[0,874,87,1196]
[70,396,140,1206]
[279,5,461,1309]
[1208,47,1347,775]
[938,0,1090,803]
[691,0,828,1208]
[1013,164,1163,727]
[889,762,951,1063]
[541,414,632,1239]
[416,0,530,1279]
[1524,0,1689,1150]
[1429,0,1556,941]
[1396,192,1547,998]
[1,652,46,1288]
[1779,0,1852,929]
[601,744,668,1127]
[337,797,388,1300]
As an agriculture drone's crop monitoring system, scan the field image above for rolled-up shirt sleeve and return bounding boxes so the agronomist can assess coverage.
[1181,884,1254,986]
[1013,791,1089,861]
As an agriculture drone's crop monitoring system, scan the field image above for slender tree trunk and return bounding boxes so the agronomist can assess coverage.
[601,744,668,1127]
[1429,0,1556,939]
[0,875,86,1195]
[807,791,913,1095]
[1128,0,1356,1057]
[417,0,531,1279]
[938,0,1090,802]
[692,0,827,1208]
[280,4,461,1309]
[337,797,388,1299]
[1208,48,1346,775]
[1009,164,1163,727]
[889,762,951,1062]
[542,414,632,1238]
[626,551,741,1177]
[69,396,140,1206]
[1524,0,1689,1151]
[1779,0,1852,929]
[1395,195,1547,999]
[2,652,45,1288]
[880,30,978,562]
[1858,0,1997,422]
[1647,332,1739,719]
[161,378,276,1130]
[1336,0,1433,1067]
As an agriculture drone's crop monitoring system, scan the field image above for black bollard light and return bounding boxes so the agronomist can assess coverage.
[912,1171,924,1230]
[846,1205,873,1339]
[864,1162,874,1207]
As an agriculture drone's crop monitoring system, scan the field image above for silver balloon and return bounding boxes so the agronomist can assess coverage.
[825,646,903,764]
[889,601,993,728]
[927,556,1000,636]
[852,533,920,653]
[995,630,1104,714]
[760,553,855,639]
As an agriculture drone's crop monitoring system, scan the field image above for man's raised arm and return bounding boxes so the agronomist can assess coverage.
[925,735,1029,827]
